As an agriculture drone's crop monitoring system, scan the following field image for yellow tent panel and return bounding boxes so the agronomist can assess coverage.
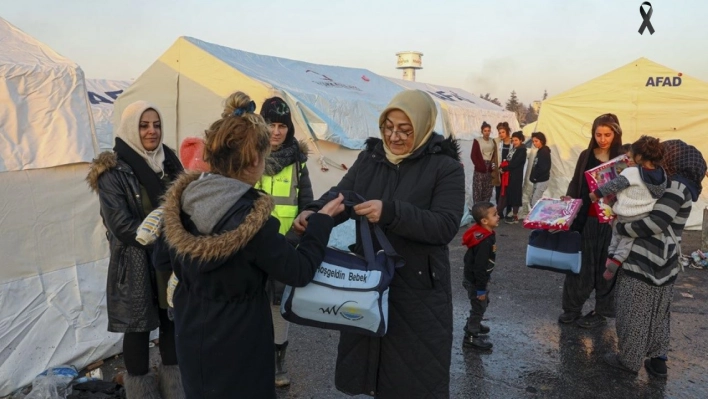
[535,57,708,229]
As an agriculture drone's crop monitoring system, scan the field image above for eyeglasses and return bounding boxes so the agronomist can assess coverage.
[382,125,414,139]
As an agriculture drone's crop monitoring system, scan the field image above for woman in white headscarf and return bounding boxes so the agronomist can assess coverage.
[87,101,185,398]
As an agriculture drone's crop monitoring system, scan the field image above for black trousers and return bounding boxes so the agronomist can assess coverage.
[123,308,178,375]
[463,281,489,334]
[494,186,512,216]
[562,217,616,317]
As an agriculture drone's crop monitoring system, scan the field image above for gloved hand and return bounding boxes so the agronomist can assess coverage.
[136,206,164,245]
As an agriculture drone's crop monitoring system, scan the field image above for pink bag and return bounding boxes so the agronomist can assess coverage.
[584,155,629,223]
[523,198,583,231]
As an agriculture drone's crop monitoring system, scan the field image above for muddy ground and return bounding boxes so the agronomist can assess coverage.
[97,226,707,399]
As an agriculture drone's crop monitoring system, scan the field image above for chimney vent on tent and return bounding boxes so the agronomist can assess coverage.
[396,51,423,81]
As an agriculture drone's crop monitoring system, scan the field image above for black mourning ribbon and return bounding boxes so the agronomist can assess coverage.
[638,2,655,35]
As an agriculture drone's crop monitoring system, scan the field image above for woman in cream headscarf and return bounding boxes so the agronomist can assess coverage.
[87,101,185,398]
[294,90,465,398]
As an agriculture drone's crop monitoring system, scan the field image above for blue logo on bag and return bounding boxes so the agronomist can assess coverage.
[319,300,364,321]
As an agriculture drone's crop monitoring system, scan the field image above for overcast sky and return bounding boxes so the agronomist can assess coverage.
[4,0,706,105]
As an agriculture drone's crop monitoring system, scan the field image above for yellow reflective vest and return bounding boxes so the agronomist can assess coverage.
[255,162,304,235]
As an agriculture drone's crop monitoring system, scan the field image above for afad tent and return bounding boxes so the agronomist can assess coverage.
[0,18,116,395]
[534,57,708,229]
[86,79,131,151]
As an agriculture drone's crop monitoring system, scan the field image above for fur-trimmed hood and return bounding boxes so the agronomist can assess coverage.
[296,139,309,158]
[86,151,121,193]
[161,171,274,264]
[364,133,461,163]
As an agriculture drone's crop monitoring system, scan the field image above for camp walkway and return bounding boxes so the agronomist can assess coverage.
[102,224,708,399]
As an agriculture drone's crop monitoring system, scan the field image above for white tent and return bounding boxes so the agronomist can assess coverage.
[114,37,522,197]
[86,79,131,151]
[113,36,523,236]
[0,18,117,396]
[534,58,708,229]
[114,36,433,249]
[113,36,411,200]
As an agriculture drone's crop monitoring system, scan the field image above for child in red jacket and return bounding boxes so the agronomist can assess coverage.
[462,201,500,351]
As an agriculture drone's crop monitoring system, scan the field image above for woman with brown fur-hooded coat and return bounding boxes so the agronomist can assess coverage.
[294,89,466,398]
[153,92,345,398]
[86,101,185,398]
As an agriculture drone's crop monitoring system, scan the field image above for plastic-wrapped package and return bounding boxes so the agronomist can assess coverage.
[523,198,583,231]
[23,366,78,399]
[584,154,630,223]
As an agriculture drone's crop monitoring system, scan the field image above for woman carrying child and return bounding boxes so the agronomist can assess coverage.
[603,139,706,376]
[589,136,667,280]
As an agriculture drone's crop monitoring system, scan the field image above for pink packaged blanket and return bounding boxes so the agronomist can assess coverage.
[523,198,583,231]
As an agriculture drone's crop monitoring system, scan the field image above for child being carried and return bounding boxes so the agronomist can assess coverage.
[589,136,667,280]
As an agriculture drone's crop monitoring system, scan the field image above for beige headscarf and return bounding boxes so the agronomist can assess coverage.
[115,100,166,175]
[378,90,437,165]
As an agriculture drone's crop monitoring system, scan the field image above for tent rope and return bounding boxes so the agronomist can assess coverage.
[308,137,348,172]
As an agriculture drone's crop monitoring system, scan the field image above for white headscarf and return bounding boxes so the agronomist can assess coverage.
[115,100,165,175]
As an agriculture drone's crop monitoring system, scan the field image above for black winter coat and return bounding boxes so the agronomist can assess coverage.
[500,146,527,207]
[305,133,465,398]
[86,152,170,332]
[157,172,334,399]
[529,146,551,183]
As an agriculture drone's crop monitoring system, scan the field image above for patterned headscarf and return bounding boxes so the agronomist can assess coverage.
[662,139,706,201]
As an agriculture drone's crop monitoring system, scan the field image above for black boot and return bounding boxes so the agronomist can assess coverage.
[463,333,493,351]
[644,357,668,377]
[275,342,291,387]
[464,322,489,336]
[576,311,607,328]
[558,311,581,324]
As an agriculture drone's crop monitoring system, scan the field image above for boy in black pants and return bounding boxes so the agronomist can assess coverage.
[462,201,499,350]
